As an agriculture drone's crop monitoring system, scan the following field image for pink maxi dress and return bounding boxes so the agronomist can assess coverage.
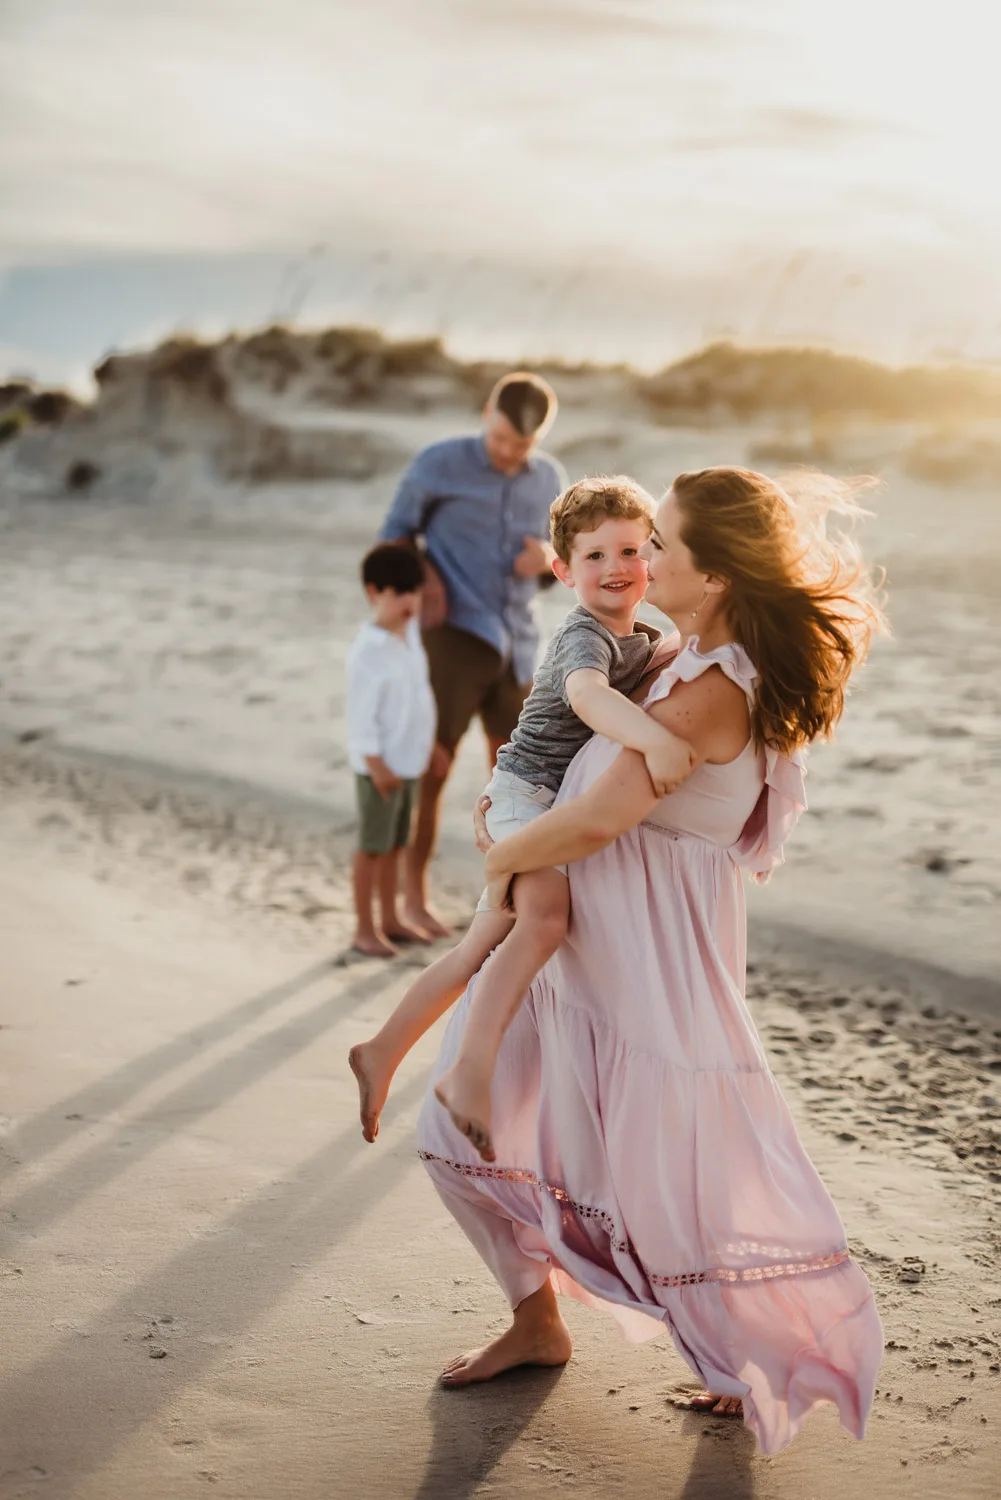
[417,637,883,1455]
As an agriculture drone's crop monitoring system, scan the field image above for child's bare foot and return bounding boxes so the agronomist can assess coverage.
[404,904,452,939]
[434,1063,495,1162]
[351,932,399,959]
[348,1039,396,1142]
[383,918,432,945]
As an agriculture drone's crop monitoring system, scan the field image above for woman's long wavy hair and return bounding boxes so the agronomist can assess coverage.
[672,466,887,753]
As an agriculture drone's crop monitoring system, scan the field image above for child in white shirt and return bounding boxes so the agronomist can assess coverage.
[347,544,438,956]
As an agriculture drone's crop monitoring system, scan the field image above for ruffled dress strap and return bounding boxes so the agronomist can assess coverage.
[730,742,808,884]
[642,632,758,708]
[642,634,809,884]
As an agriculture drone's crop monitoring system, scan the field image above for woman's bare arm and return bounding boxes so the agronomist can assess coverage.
[483,665,749,885]
[483,745,658,882]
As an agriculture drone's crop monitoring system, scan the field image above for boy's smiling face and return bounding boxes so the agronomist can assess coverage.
[552,516,651,630]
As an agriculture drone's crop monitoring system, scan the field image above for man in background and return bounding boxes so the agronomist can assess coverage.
[380,371,566,936]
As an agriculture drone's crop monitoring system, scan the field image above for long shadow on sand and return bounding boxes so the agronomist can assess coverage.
[679,1410,756,1500]
[0,1058,433,1483]
[412,1376,757,1499]
[2,962,396,1239]
[413,1369,565,1500]
[0,958,334,1178]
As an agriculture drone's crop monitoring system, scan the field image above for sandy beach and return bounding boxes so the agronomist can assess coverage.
[2,334,1000,1496]
[1,738,999,1499]
[2,359,999,990]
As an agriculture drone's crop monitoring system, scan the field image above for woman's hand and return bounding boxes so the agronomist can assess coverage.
[475,803,510,907]
[473,795,494,854]
[481,871,513,912]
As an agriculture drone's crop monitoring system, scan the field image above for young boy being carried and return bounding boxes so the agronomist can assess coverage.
[346,543,443,956]
[349,478,695,1150]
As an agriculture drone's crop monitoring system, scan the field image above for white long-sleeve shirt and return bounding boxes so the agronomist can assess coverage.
[346,618,437,779]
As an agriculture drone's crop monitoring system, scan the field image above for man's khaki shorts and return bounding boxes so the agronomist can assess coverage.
[422,624,530,751]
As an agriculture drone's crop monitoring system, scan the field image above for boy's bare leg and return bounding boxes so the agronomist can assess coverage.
[351,851,398,958]
[435,868,569,1162]
[378,849,431,944]
[403,755,453,938]
[349,908,514,1142]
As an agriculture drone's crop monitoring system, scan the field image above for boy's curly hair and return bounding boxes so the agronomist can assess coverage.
[550,475,655,564]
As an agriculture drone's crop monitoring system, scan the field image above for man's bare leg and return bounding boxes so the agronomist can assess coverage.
[440,1280,572,1387]
[377,849,431,944]
[403,748,454,938]
[348,908,514,1142]
[435,868,569,1162]
[351,851,397,958]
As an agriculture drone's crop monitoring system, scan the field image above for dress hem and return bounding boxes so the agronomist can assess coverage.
[420,1149,850,1287]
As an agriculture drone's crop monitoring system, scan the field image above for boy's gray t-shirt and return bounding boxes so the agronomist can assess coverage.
[496,605,661,794]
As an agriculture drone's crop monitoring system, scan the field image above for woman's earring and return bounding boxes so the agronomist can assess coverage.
[691,588,709,620]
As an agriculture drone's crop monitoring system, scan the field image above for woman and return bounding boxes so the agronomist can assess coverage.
[416,467,886,1455]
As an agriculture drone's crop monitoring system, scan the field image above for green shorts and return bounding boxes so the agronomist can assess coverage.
[355,774,419,855]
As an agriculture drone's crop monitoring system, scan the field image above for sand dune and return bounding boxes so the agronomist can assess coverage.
[6,327,1001,497]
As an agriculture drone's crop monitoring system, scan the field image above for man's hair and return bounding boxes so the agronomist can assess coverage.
[549,476,655,564]
[488,371,558,437]
[361,541,424,594]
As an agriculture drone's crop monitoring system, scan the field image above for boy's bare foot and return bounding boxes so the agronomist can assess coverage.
[382,918,432,945]
[434,1063,495,1162]
[689,1393,744,1417]
[404,904,452,939]
[351,933,399,959]
[441,1303,572,1386]
[348,1040,395,1142]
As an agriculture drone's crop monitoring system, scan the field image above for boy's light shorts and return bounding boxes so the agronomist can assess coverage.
[475,767,559,914]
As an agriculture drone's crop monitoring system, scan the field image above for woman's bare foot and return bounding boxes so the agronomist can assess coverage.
[434,1062,495,1163]
[404,904,452,939]
[348,1040,397,1142]
[689,1393,744,1417]
[351,932,399,959]
[441,1285,572,1387]
[382,918,432,945]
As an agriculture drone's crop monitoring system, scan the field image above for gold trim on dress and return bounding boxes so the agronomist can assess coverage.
[419,1150,850,1286]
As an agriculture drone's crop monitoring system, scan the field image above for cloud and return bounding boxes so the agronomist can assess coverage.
[445,0,726,46]
[677,106,914,155]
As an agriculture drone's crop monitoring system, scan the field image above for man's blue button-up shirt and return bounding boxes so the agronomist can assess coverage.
[380,435,566,685]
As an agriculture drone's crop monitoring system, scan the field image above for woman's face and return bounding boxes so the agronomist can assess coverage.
[640,492,708,620]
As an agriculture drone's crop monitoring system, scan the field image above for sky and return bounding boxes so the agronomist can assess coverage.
[2,0,1000,379]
